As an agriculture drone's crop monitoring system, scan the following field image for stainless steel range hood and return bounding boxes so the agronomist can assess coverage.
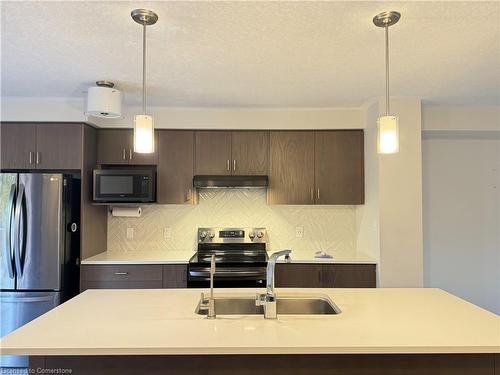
[193,175,268,188]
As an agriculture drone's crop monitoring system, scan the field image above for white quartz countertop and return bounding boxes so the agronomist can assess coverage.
[81,250,195,265]
[81,250,376,265]
[1,288,498,356]
[277,251,376,264]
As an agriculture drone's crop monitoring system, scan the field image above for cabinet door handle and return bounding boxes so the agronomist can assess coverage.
[129,149,133,160]
[29,152,33,165]
[317,188,320,201]
[227,159,230,171]
[36,152,40,165]
[122,148,126,160]
[114,272,128,275]
[233,159,236,171]
[310,188,314,202]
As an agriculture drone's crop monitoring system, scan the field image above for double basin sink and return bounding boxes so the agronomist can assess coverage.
[196,295,341,316]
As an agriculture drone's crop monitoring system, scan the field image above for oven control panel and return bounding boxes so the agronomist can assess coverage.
[198,227,266,243]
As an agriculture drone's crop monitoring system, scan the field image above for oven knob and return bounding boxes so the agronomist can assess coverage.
[257,231,264,239]
[249,232,255,239]
[200,231,208,240]
[209,232,215,239]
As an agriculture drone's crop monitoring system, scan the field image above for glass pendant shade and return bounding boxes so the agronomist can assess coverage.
[134,115,154,153]
[377,115,399,154]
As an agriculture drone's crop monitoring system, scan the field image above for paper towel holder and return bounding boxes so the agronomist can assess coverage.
[110,206,142,218]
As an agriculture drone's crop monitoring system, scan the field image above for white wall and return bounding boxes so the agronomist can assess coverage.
[422,105,500,314]
[357,98,424,287]
[356,101,380,275]
[0,97,364,129]
[378,98,424,287]
[423,133,499,314]
[0,97,88,122]
[423,106,500,131]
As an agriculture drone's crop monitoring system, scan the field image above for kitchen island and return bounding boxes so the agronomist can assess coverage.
[1,288,498,374]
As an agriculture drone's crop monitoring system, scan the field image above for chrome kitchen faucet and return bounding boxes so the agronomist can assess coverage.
[199,255,216,319]
[256,250,292,319]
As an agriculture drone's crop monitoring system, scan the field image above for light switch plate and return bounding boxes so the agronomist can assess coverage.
[126,227,134,239]
[163,227,172,239]
[295,226,304,238]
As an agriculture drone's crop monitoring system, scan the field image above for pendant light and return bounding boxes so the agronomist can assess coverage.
[131,9,158,153]
[373,11,401,154]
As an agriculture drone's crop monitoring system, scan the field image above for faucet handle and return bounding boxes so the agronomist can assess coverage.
[255,293,265,306]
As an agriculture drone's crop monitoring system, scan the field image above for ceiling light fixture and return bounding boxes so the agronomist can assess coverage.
[131,9,158,154]
[86,81,122,118]
[373,11,401,154]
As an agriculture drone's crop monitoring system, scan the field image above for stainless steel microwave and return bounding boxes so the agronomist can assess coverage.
[93,169,155,203]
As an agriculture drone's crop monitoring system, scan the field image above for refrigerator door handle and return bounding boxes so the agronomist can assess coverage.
[4,184,16,278]
[14,183,26,277]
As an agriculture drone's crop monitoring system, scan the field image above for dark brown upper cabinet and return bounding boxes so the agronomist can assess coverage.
[157,130,194,204]
[231,131,269,175]
[97,129,131,165]
[1,123,37,169]
[97,129,158,165]
[268,131,315,204]
[0,122,82,170]
[194,131,232,175]
[315,130,364,204]
[269,130,365,205]
[194,130,269,176]
[36,123,83,170]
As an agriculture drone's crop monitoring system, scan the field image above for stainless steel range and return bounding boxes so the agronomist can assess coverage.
[188,227,268,288]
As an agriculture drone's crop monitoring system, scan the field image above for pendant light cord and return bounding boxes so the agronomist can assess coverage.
[385,25,390,116]
[142,23,147,115]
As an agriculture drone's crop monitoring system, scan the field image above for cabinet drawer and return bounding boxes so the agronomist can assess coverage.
[80,280,162,292]
[81,265,163,282]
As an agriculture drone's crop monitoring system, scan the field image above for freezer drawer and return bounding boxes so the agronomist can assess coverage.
[0,291,59,368]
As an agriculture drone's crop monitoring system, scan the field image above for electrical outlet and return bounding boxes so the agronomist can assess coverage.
[163,227,172,239]
[126,227,134,239]
[295,226,304,238]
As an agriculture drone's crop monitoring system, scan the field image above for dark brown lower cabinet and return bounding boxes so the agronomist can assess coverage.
[30,354,498,375]
[275,263,376,288]
[81,264,374,291]
[162,265,188,288]
[80,264,187,291]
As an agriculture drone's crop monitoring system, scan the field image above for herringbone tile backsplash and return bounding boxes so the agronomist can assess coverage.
[107,189,357,254]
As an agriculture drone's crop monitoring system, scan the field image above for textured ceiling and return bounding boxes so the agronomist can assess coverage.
[1,1,499,107]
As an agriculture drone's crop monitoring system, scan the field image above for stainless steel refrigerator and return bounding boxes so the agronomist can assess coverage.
[0,173,80,368]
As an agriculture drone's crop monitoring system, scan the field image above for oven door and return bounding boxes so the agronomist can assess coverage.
[93,170,154,202]
[188,266,266,288]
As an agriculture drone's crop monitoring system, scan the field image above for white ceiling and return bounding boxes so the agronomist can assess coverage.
[1,1,499,107]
